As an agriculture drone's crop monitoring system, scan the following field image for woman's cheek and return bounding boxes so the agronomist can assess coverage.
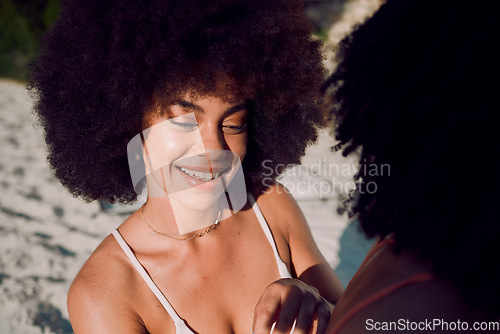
[230,133,247,162]
[145,130,195,170]
[242,133,248,161]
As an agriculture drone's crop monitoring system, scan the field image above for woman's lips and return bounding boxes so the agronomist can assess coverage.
[178,166,222,181]
[175,166,229,191]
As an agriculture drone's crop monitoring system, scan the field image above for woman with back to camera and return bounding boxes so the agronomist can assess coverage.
[323,1,500,333]
[30,0,344,333]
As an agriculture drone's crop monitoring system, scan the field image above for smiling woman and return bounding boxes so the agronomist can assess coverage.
[29,0,343,333]
[138,95,249,236]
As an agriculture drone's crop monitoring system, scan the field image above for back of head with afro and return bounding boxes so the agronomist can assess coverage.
[325,0,500,317]
[30,0,327,203]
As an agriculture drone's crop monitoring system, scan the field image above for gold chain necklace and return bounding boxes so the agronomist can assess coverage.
[140,205,222,241]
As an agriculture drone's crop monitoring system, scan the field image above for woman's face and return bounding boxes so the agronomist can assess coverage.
[141,94,248,211]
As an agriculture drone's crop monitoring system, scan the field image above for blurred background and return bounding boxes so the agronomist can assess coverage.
[0,1,380,333]
[1,0,59,81]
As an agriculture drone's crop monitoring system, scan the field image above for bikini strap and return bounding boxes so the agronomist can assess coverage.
[248,193,292,279]
[111,229,188,330]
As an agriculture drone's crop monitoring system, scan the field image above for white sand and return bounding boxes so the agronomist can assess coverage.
[0,79,124,333]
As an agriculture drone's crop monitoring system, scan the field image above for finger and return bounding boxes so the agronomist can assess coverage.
[253,293,281,334]
[273,293,301,334]
[314,302,332,334]
[293,297,317,334]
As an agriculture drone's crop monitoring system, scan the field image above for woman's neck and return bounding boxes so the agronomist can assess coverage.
[143,195,222,237]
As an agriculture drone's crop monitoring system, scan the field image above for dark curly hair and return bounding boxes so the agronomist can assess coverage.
[29,0,326,203]
[325,0,500,317]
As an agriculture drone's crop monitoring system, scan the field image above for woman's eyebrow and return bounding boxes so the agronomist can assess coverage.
[223,103,247,117]
[172,100,203,112]
[172,100,247,116]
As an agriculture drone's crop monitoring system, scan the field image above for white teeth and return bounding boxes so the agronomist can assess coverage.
[179,167,220,181]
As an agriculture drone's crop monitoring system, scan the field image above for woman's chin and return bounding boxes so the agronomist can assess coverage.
[169,185,225,211]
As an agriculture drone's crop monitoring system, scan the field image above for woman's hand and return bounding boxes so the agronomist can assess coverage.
[253,278,333,334]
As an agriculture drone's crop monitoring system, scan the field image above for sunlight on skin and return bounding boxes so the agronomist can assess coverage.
[127,97,248,237]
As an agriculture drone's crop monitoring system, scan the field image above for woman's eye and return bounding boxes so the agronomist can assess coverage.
[168,119,199,132]
[222,123,247,134]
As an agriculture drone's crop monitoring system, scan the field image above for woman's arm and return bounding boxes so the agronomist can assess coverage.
[253,183,344,334]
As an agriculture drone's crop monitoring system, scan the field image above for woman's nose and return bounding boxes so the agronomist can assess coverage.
[199,123,227,153]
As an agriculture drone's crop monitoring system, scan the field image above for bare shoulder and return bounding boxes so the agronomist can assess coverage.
[253,182,306,236]
[68,234,145,333]
[69,234,130,298]
[254,181,297,204]
[254,183,344,303]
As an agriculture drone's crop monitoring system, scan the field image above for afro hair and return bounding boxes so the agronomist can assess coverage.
[29,0,327,203]
[325,0,500,316]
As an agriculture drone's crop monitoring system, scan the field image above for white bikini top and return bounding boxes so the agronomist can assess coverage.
[111,194,292,334]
